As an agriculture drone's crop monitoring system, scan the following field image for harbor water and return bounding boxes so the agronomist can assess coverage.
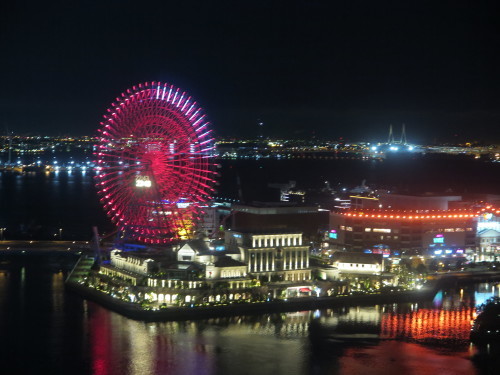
[1,254,500,374]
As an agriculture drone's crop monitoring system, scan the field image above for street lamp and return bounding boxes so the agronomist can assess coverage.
[59,228,63,240]
[0,228,5,241]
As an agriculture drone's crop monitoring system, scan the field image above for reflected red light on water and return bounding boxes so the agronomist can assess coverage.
[380,307,476,341]
[340,341,477,375]
[90,305,114,375]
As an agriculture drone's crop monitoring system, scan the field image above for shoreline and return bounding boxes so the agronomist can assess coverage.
[66,271,500,322]
[66,280,438,322]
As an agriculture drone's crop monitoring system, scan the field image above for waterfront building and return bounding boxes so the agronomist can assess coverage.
[332,252,384,275]
[476,211,500,261]
[176,240,211,262]
[329,204,500,259]
[225,230,311,282]
[176,240,249,281]
[230,202,329,241]
[95,245,253,307]
[109,249,158,275]
[205,256,248,280]
[476,229,500,261]
[99,265,143,286]
[329,209,477,254]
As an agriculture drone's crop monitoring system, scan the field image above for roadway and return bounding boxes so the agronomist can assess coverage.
[0,240,91,253]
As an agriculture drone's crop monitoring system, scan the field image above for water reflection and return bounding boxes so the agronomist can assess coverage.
[2,257,500,374]
[83,283,500,375]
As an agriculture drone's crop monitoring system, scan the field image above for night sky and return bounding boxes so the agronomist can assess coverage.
[1,0,499,143]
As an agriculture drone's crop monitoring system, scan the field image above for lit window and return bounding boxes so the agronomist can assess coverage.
[373,228,391,233]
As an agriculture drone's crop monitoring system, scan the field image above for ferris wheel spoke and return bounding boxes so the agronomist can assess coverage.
[95,82,216,243]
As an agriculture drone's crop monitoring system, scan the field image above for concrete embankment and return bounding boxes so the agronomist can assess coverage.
[66,281,438,322]
[65,257,500,322]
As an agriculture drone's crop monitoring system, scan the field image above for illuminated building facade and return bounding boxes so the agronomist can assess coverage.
[329,209,478,254]
[205,257,248,280]
[476,211,500,260]
[226,230,311,282]
[110,249,158,275]
[332,252,384,275]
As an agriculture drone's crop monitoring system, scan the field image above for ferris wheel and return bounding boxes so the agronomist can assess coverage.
[94,82,217,244]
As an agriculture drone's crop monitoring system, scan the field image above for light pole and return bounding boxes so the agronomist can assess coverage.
[0,228,5,241]
[59,228,63,241]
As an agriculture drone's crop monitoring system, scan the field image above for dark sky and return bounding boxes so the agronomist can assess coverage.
[1,0,499,143]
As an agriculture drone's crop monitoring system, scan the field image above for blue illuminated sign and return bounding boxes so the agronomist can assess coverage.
[328,230,337,239]
[433,236,444,244]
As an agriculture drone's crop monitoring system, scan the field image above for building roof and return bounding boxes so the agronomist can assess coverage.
[477,228,500,237]
[335,209,478,221]
[333,252,383,265]
[232,203,321,215]
[161,261,202,271]
[228,229,303,235]
[179,239,212,255]
[213,256,247,268]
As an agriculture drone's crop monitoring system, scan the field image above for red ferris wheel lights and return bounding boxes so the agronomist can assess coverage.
[94,82,217,244]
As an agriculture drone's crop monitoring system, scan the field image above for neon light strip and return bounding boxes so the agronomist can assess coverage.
[181,98,190,112]
[198,130,212,139]
[196,123,209,132]
[189,109,201,121]
[176,93,184,107]
[186,103,196,115]
[192,115,205,126]
[172,89,178,105]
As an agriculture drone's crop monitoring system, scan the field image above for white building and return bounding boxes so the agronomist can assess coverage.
[205,256,248,280]
[476,229,500,261]
[110,250,157,275]
[225,230,311,282]
[332,252,384,275]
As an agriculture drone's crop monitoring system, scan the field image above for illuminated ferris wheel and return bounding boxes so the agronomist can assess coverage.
[94,82,217,244]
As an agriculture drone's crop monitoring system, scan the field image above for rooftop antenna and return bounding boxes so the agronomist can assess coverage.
[387,124,395,144]
[400,124,407,144]
[257,119,264,139]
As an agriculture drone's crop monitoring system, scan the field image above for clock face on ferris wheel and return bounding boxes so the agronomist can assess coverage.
[94,82,217,244]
